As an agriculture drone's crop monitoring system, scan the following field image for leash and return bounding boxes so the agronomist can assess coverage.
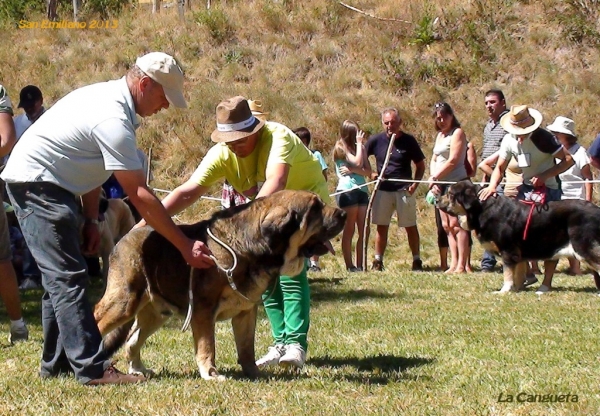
[181,227,241,332]
[181,227,283,332]
[519,185,547,240]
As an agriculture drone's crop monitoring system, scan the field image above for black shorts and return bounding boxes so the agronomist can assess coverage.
[336,189,369,209]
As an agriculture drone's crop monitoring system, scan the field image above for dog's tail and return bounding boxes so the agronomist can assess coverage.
[103,320,135,357]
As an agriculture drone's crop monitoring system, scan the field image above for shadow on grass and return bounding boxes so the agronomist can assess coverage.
[308,354,434,384]
[311,288,398,303]
[152,367,311,382]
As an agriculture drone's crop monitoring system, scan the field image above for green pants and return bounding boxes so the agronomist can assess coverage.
[262,263,310,351]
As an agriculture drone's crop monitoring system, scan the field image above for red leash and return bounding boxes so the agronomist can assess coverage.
[519,185,546,240]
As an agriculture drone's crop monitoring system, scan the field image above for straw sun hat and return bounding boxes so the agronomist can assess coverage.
[500,105,543,135]
[210,96,265,143]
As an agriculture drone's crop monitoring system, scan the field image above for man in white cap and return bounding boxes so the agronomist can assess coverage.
[141,95,330,370]
[1,52,214,386]
[479,105,573,294]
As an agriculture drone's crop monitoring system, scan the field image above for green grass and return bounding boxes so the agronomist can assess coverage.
[2,250,599,415]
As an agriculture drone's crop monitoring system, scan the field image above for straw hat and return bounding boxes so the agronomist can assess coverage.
[500,105,543,135]
[547,116,577,137]
[211,96,265,143]
[247,99,269,121]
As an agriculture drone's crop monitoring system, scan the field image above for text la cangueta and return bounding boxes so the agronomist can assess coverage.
[19,20,118,29]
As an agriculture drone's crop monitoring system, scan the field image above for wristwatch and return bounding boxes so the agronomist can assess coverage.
[85,218,100,225]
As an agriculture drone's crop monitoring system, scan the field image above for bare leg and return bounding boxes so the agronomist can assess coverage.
[0,260,24,321]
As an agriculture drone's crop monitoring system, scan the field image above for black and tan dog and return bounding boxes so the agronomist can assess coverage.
[437,180,600,293]
[94,190,346,380]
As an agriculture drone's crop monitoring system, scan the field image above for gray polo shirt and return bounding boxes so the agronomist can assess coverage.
[1,77,142,196]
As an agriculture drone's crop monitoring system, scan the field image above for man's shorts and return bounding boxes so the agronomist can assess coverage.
[335,189,369,209]
[516,184,562,203]
[0,181,12,262]
[371,190,417,227]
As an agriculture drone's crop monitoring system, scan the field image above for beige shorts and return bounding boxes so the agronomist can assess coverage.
[371,190,417,227]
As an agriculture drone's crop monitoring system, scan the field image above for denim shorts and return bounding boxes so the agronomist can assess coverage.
[335,189,369,208]
[516,184,562,202]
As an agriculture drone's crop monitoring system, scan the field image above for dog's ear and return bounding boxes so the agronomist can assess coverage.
[260,206,298,246]
[457,185,480,211]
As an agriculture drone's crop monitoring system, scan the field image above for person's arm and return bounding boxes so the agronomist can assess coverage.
[80,186,102,255]
[408,159,425,195]
[430,128,467,180]
[466,142,477,178]
[479,156,509,200]
[478,151,500,178]
[114,169,214,269]
[256,163,289,198]
[531,147,574,188]
[0,112,16,158]
[582,163,593,202]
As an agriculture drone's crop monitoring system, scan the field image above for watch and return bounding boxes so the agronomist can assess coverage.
[85,218,100,225]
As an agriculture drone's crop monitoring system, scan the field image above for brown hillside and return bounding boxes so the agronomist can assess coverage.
[2,0,599,217]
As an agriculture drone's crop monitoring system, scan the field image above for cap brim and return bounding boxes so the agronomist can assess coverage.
[163,87,187,109]
[17,100,33,109]
[547,124,576,137]
[500,108,543,135]
[211,118,265,143]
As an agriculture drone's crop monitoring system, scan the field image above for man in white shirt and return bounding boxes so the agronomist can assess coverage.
[1,52,214,386]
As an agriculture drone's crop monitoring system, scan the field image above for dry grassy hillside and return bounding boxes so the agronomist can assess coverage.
[1,0,599,218]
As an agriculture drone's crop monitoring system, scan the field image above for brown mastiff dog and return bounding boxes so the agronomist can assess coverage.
[94,190,346,380]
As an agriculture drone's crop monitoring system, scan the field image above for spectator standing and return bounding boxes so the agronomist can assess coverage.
[479,89,508,272]
[0,84,29,344]
[365,107,426,271]
[428,102,471,274]
[294,126,328,272]
[332,120,371,272]
[547,116,593,275]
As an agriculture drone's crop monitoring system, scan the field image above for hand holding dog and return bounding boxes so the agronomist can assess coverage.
[478,186,496,201]
[185,240,215,269]
[82,222,101,256]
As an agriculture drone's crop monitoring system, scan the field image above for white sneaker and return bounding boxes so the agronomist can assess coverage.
[8,324,29,344]
[278,344,306,368]
[256,344,286,368]
[536,284,551,295]
[19,277,40,290]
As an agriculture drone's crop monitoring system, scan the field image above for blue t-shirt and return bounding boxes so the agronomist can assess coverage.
[588,133,600,159]
[365,132,425,192]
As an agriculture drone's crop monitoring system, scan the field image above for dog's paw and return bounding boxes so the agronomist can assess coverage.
[495,284,516,294]
[129,364,155,378]
[242,364,261,379]
[200,367,226,381]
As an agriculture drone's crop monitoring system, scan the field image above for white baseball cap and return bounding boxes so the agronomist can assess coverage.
[135,52,187,108]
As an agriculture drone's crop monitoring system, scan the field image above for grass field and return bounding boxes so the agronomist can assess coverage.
[1,233,600,416]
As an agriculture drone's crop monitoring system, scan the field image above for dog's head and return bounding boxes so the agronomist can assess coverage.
[437,180,482,227]
[255,190,346,276]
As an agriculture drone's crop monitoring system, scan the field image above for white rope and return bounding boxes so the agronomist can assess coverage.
[181,227,242,332]
[154,177,600,204]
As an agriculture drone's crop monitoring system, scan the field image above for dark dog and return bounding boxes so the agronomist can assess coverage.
[94,190,346,379]
[437,180,600,292]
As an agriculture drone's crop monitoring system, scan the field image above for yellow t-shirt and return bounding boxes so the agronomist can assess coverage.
[190,121,330,203]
